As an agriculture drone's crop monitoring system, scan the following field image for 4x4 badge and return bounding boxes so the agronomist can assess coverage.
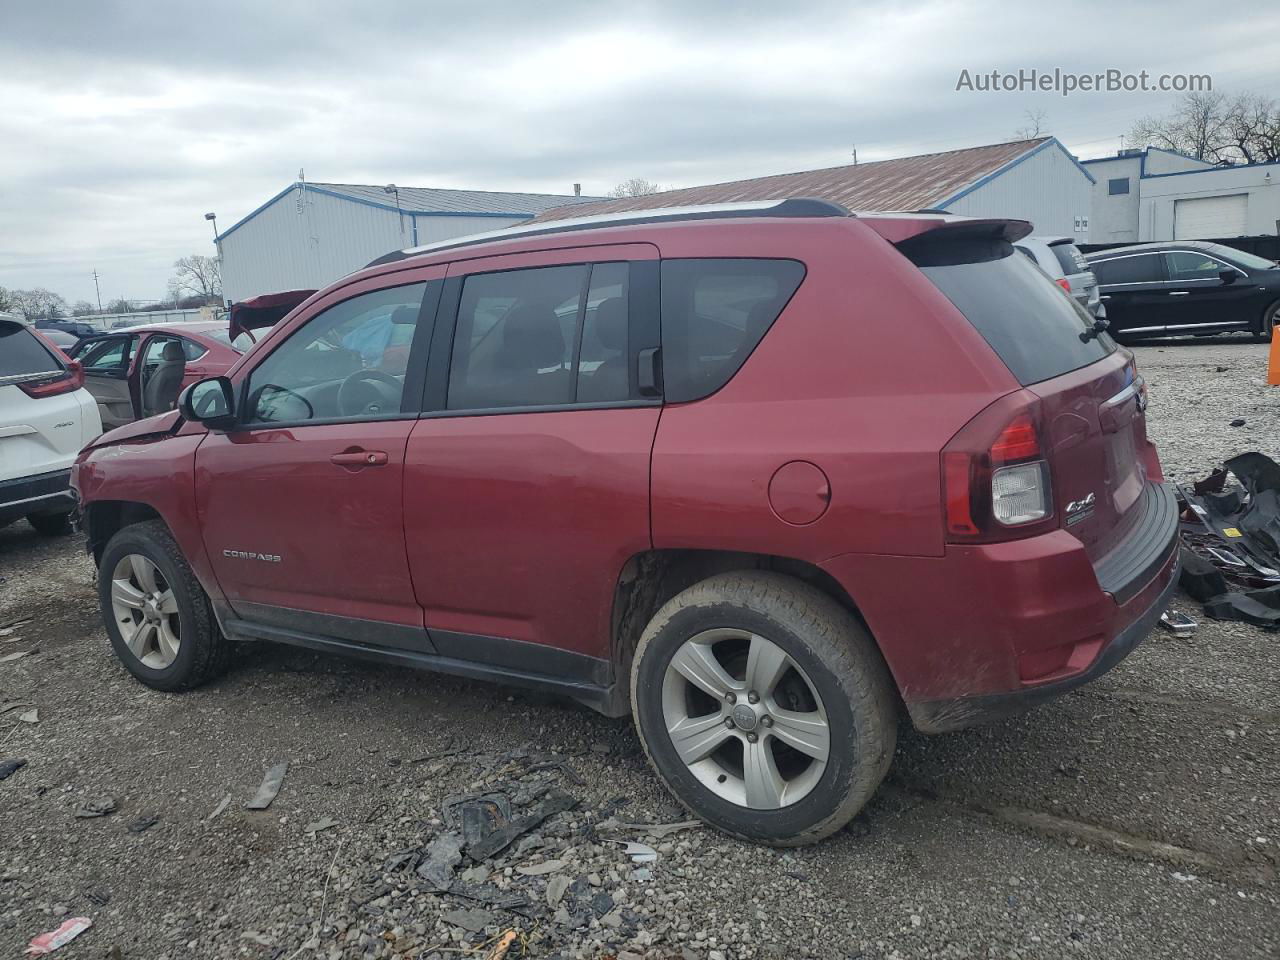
[1064,492,1096,525]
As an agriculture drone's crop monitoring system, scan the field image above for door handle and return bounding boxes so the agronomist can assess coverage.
[1169,291,1190,296]
[330,450,388,467]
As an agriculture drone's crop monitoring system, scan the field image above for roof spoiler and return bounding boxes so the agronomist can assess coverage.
[227,289,316,340]
[864,216,1033,246]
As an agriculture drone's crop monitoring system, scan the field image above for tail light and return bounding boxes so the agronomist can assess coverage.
[943,391,1055,542]
[17,360,84,399]
[1055,277,1072,293]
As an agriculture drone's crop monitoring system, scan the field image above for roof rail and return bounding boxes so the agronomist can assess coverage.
[365,197,851,268]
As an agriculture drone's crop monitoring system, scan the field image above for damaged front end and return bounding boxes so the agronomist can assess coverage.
[1176,451,1280,628]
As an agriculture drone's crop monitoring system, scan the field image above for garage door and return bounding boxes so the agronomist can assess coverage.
[1174,194,1248,239]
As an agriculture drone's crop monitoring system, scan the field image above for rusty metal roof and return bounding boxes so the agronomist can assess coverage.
[531,138,1052,222]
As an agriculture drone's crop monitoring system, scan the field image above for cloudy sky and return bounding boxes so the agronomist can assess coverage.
[1,0,1276,306]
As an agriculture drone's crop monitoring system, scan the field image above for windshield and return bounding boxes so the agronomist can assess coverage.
[1213,246,1279,272]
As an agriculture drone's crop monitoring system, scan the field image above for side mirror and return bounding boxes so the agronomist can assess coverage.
[178,376,236,430]
[1220,269,1238,285]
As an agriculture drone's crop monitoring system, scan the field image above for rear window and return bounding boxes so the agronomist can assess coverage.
[906,238,1114,386]
[1050,241,1088,276]
[0,322,61,378]
[660,258,805,403]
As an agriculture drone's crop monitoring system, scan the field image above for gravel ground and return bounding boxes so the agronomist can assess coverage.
[1,335,1277,960]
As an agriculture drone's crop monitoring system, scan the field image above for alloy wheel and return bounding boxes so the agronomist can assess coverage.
[661,628,830,809]
[109,554,182,669]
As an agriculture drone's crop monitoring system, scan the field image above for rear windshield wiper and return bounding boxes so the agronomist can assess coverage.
[1079,317,1110,343]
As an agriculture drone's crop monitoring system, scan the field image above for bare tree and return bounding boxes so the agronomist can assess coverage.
[8,288,68,321]
[0,286,13,313]
[607,178,665,198]
[71,300,96,317]
[1128,91,1279,164]
[170,254,222,302]
[1014,109,1048,139]
[106,298,132,315]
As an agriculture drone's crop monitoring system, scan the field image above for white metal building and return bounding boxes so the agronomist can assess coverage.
[528,137,1096,239]
[216,182,602,302]
[1084,148,1280,243]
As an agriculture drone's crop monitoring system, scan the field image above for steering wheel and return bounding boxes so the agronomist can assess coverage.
[337,369,401,418]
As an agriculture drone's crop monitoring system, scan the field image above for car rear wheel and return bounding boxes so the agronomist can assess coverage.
[27,510,72,536]
[630,571,897,845]
[98,520,234,691]
[1255,300,1278,343]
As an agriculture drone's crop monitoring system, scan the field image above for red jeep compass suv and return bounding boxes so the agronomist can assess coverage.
[73,199,1178,844]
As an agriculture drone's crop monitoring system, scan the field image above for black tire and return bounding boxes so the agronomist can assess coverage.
[630,571,897,846]
[26,511,72,536]
[1255,301,1278,343]
[98,519,233,691]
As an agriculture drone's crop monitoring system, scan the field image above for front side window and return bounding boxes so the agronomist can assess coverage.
[1091,254,1162,286]
[660,258,805,403]
[447,262,633,410]
[80,337,133,373]
[245,283,426,424]
[1165,251,1230,282]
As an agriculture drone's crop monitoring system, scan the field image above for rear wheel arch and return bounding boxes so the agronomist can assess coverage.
[609,549,895,707]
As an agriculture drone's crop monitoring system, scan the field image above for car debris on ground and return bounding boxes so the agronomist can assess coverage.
[245,761,289,810]
[25,917,92,955]
[1177,451,1280,628]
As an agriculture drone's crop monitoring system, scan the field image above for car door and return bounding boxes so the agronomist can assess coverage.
[1162,251,1256,332]
[402,245,661,682]
[1091,253,1166,336]
[75,334,139,429]
[194,269,444,649]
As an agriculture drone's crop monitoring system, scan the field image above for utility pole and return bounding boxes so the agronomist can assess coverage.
[92,270,103,313]
[851,145,858,165]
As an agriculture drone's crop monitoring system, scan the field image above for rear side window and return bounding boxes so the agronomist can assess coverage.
[0,323,60,378]
[660,258,805,403]
[1050,242,1088,276]
[448,262,634,410]
[1091,254,1162,285]
[907,238,1113,386]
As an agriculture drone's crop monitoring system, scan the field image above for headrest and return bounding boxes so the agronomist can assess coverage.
[500,304,565,370]
[160,341,185,361]
[593,297,626,351]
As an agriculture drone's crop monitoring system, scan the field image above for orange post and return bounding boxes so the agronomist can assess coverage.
[1270,325,1280,387]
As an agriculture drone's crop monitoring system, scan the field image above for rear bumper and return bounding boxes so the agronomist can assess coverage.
[820,481,1179,733]
[0,469,75,523]
[907,546,1178,732]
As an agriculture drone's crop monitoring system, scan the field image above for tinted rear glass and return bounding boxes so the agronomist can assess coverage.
[1050,242,1088,276]
[907,239,1114,386]
[1090,254,1162,285]
[660,258,805,403]
[0,322,61,378]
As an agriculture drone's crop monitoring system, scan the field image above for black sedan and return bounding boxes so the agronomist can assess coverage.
[1085,241,1280,342]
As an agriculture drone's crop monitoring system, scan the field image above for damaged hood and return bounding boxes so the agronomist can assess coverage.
[83,410,184,452]
[227,289,316,340]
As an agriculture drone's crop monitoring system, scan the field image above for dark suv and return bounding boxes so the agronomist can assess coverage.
[73,200,1178,845]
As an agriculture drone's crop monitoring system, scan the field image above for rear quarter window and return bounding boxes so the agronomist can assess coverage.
[0,322,61,378]
[904,238,1114,386]
[660,258,805,403]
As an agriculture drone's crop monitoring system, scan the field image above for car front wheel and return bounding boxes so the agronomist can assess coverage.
[631,571,897,845]
[98,520,234,691]
[1256,300,1279,343]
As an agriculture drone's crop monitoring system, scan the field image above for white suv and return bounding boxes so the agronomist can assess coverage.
[0,315,102,535]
